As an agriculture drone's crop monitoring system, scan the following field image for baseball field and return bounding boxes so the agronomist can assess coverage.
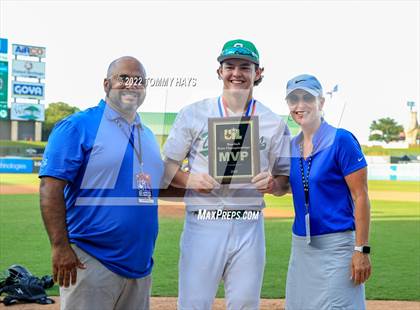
[0,173,419,309]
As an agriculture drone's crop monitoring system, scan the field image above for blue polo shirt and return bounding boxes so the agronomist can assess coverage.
[39,100,164,278]
[289,121,367,236]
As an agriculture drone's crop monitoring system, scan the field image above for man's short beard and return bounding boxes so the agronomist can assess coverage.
[108,89,144,113]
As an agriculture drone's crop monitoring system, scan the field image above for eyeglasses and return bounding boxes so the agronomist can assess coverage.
[286,93,316,105]
[112,74,146,88]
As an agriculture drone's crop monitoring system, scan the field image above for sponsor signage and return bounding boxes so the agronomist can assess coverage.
[0,158,33,173]
[32,157,43,173]
[0,61,8,119]
[12,59,45,79]
[0,38,7,53]
[12,81,44,99]
[12,44,46,58]
[11,102,45,121]
[0,38,7,61]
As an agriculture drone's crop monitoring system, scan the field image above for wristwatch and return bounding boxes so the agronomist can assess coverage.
[354,245,371,254]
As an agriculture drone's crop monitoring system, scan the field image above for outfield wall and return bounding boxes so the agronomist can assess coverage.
[368,163,420,181]
[0,157,42,173]
[1,157,419,181]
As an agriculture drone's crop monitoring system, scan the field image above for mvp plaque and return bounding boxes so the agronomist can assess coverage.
[208,116,260,184]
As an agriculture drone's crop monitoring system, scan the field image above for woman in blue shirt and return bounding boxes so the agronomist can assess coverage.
[280,74,372,310]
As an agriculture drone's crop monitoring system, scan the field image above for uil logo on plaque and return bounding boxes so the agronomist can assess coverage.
[224,128,242,140]
[208,116,260,184]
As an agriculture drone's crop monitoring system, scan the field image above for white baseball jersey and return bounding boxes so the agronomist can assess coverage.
[163,97,290,211]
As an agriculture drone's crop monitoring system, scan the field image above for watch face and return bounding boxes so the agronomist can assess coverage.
[362,246,371,254]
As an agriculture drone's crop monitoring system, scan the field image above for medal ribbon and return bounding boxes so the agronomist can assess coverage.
[218,96,256,118]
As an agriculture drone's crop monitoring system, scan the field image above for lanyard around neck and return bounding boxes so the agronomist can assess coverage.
[217,96,256,118]
[299,141,313,212]
[298,121,325,209]
[115,119,143,167]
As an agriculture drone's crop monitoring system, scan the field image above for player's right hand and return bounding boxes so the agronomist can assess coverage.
[52,244,86,287]
[186,173,220,194]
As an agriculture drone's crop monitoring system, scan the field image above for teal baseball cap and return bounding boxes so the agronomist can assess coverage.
[217,39,260,65]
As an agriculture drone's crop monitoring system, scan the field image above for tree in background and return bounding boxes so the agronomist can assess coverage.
[42,102,80,140]
[369,117,404,143]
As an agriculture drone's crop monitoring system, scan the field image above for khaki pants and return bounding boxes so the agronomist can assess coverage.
[60,245,151,310]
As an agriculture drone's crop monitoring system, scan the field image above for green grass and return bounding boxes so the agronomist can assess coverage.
[362,145,420,156]
[264,194,294,210]
[0,194,55,294]
[371,200,420,219]
[2,174,418,193]
[231,180,420,211]
[1,174,419,193]
[152,218,184,296]
[1,193,419,300]
[368,180,419,192]
[0,173,41,185]
[0,140,47,148]
[1,142,419,156]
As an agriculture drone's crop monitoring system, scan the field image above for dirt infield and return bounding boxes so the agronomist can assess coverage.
[1,183,418,220]
[1,297,419,310]
[369,190,420,202]
[0,184,39,195]
[1,184,296,219]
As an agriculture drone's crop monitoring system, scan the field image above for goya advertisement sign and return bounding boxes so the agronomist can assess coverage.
[12,81,45,100]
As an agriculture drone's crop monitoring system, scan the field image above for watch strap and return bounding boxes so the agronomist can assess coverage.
[354,245,371,254]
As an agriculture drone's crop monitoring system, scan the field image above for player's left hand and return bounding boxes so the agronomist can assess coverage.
[351,251,372,285]
[252,171,273,193]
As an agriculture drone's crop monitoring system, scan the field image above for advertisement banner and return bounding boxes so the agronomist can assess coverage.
[0,158,33,173]
[0,38,7,61]
[12,44,46,58]
[12,59,45,79]
[32,157,43,173]
[12,81,45,100]
[0,61,8,119]
[11,102,45,121]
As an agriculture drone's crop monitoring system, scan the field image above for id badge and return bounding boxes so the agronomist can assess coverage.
[305,213,311,245]
[136,173,154,204]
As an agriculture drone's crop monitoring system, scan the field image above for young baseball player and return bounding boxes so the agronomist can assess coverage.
[163,39,290,310]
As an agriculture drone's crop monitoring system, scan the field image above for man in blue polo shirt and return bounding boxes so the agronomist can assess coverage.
[39,56,163,310]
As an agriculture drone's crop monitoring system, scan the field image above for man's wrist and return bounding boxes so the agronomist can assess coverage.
[271,175,290,195]
[51,239,71,249]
